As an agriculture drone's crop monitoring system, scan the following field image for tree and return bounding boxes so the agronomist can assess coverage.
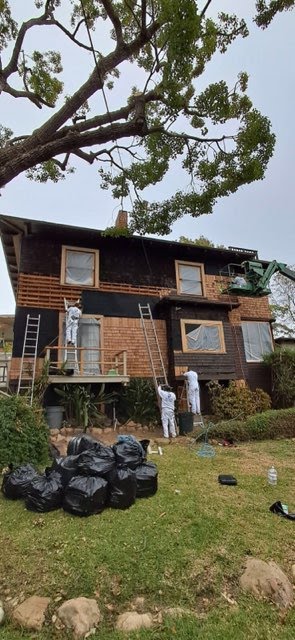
[0,1,293,234]
[179,235,226,248]
[270,266,295,337]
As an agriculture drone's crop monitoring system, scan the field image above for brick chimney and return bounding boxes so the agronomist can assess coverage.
[115,209,128,229]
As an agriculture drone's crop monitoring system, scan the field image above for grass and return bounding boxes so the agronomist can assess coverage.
[0,438,295,639]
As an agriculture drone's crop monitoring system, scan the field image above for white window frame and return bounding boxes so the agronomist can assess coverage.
[181,319,225,354]
[175,260,205,296]
[241,321,274,363]
[61,245,99,288]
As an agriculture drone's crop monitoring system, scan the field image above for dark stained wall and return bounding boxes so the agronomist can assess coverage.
[13,307,59,358]
[82,291,164,318]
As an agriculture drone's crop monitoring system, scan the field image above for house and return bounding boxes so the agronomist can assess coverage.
[0,213,274,410]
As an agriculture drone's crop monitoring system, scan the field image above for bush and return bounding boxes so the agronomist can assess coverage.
[207,380,271,420]
[117,378,159,426]
[0,395,49,471]
[264,348,295,408]
[210,407,295,442]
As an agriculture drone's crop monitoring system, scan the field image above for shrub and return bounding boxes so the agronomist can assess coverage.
[117,378,159,426]
[207,380,271,421]
[0,395,49,471]
[263,348,295,408]
[210,407,295,442]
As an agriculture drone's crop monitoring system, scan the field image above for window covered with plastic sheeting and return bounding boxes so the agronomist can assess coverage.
[176,261,204,295]
[242,321,273,362]
[78,318,100,375]
[61,246,99,287]
[181,320,225,353]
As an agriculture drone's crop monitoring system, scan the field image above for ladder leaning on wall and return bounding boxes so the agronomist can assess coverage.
[138,303,168,392]
[17,314,41,405]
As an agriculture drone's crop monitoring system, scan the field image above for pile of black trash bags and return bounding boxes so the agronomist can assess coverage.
[1,435,158,517]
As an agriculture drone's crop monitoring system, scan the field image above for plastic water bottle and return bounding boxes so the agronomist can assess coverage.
[268,466,277,486]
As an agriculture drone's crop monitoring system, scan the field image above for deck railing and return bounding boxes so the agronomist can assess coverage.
[45,346,128,377]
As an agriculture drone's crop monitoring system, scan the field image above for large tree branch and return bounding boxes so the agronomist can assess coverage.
[2,10,55,80]
[0,77,54,108]
[100,0,124,44]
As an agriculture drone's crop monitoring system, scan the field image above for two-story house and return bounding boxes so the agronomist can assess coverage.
[0,212,274,409]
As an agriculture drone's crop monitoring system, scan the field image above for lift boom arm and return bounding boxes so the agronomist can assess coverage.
[224,260,295,297]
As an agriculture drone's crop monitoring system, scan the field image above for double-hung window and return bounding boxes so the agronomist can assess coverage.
[176,261,205,296]
[241,321,273,362]
[61,246,99,287]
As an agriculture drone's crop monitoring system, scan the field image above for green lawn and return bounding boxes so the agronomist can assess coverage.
[0,438,295,639]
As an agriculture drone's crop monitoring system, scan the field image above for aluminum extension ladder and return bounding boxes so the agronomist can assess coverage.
[17,314,41,405]
[138,303,168,392]
[64,344,80,375]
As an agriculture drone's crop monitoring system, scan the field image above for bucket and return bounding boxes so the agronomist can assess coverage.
[178,412,194,435]
[45,406,64,429]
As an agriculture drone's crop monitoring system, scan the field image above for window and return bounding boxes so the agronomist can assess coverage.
[175,261,205,296]
[241,322,273,362]
[181,319,225,353]
[61,246,99,287]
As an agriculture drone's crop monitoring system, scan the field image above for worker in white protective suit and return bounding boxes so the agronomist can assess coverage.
[158,384,177,439]
[65,299,82,346]
[183,368,200,414]
[232,275,247,287]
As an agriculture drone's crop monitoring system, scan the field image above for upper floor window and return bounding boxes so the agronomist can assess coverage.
[175,261,205,296]
[241,321,273,362]
[181,319,225,353]
[61,246,99,287]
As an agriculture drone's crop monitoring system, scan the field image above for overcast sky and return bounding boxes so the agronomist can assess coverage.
[1,1,294,314]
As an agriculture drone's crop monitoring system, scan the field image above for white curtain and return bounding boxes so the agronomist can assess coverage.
[242,322,273,362]
[66,250,94,285]
[179,265,202,295]
[78,318,100,374]
[186,324,220,351]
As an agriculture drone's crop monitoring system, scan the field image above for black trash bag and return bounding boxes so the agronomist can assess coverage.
[25,469,64,512]
[1,464,38,500]
[51,455,80,487]
[113,436,146,470]
[107,465,137,510]
[135,461,158,498]
[77,446,116,478]
[270,501,295,521]
[63,475,108,517]
[67,434,97,456]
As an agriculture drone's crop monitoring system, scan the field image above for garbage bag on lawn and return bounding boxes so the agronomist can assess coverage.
[107,465,137,510]
[25,469,63,512]
[63,475,108,517]
[51,455,80,487]
[67,434,97,456]
[135,461,158,498]
[1,464,38,500]
[113,435,146,470]
[77,446,116,478]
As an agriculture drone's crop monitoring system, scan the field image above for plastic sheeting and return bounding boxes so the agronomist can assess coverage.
[178,264,202,295]
[241,322,273,362]
[79,318,100,375]
[186,324,221,351]
[65,250,94,286]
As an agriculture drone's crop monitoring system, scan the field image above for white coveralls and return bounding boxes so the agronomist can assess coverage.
[232,276,247,287]
[158,385,176,439]
[184,370,200,414]
[66,306,82,345]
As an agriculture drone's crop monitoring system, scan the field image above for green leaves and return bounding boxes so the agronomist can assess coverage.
[255,0,295,28]
[19,50,63,106]
[0,0,17,51]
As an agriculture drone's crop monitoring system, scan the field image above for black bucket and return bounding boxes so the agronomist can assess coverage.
[178,412,194,434]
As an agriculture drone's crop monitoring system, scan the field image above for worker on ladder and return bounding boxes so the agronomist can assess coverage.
[65,299,82,346]
[158,384,177,439]
[182,367,201,415]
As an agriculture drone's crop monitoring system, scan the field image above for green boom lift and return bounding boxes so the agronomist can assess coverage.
[224,260,295,297]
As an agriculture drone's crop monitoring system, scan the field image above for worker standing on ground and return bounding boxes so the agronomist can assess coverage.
[182,367,200,414]
[158,384,177,439]
[65,299,82,346]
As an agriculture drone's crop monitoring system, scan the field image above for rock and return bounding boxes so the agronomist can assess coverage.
[0,600,5,625]
[53,436,68,456]
[50,429,59,437]
[56,597,101,638]
[291,564,295,583]
[91,428,103,437]
[12,596,51,631]
[116,611,153,631]
[240,558,294,609]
